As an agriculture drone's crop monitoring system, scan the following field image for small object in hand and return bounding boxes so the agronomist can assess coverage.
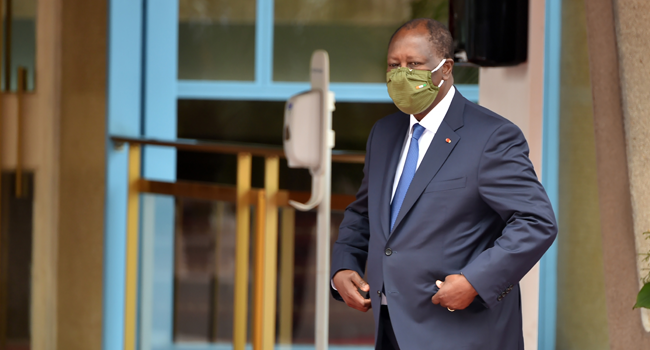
[447,307,455,312]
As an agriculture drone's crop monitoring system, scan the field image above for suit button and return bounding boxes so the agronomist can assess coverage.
[385,248,393,256]
[377,290,381,296]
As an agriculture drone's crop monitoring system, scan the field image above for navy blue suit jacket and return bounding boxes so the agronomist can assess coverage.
[331,91,557,349]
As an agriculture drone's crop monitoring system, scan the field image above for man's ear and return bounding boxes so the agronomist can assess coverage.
[442,59,454,79]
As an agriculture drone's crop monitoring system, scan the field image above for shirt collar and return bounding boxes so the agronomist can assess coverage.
[409,85,456,134]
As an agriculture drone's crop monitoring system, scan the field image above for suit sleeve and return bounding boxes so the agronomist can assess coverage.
[330,124,376,301]
[461,122,557,309]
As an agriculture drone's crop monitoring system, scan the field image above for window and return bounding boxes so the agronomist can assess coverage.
[176,0,478,102]
[178,0,256,81]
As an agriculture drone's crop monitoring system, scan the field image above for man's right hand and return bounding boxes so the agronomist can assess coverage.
[333,270,371,312]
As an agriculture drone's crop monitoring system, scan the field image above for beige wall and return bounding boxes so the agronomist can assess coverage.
[555,0,610,348]
[477,1,545,348]
[585,0,650,348]
[55,0,107,349]
[27,0,61,349]
[613,0,650,331]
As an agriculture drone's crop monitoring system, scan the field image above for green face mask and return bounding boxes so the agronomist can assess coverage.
[386,59,446,115]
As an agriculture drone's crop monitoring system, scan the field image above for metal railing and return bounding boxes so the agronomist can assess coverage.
[112,136,363,350]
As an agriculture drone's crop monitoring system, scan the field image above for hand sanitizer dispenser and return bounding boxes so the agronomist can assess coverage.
[283,50,335,211]
[283,90,322,170]
[283,50,335,350]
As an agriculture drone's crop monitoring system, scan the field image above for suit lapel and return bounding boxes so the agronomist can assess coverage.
[378,114,409,239]
[389,92,467,236]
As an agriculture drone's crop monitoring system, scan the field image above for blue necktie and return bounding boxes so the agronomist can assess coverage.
[390,123,425,231]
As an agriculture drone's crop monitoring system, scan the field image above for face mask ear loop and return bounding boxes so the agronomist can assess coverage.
[431,59,447,73]
[431,59,447,88]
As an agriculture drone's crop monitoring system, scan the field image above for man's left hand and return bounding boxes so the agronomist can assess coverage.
[431,274,478,311]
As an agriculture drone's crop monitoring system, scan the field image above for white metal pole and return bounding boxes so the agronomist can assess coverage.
[285,50,332,350]
[315,158,330,350]
[315,91,334,350]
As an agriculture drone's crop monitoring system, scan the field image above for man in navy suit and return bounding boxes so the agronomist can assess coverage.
[331,18,557,349]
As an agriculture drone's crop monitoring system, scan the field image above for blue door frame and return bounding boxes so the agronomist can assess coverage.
[539,0,562,349]
[104,1,144,350]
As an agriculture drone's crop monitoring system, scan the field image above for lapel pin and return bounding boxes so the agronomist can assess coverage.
[445,138,451,143]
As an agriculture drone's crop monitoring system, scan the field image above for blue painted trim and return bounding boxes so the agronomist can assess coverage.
[140,1,179,349]
[143,0,178,181]
[177,81,480,103]
[255,0,274,84]
[139,195,155,349]
[104,1,144,350]
[142,195,176,348]
[539,0,562,349]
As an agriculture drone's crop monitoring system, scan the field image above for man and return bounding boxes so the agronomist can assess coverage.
[330,18,557,350]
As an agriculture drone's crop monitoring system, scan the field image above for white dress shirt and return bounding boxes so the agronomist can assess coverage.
[333,86,457,305]
[391,86,456,202]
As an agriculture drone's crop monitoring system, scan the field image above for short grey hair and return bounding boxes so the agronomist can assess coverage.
[389,18,454,60]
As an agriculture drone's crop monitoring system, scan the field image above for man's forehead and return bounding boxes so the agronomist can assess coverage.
[389,27,435,57]
[394,25,429,42]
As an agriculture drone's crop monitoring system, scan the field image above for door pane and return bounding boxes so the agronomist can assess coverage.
[175,99,386,345]
[273,0,478,84]
[3,0,37,91]
[174,199,236,342]
[178,0,256,81]
[1,172,34,350]
[172,198,375,346]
